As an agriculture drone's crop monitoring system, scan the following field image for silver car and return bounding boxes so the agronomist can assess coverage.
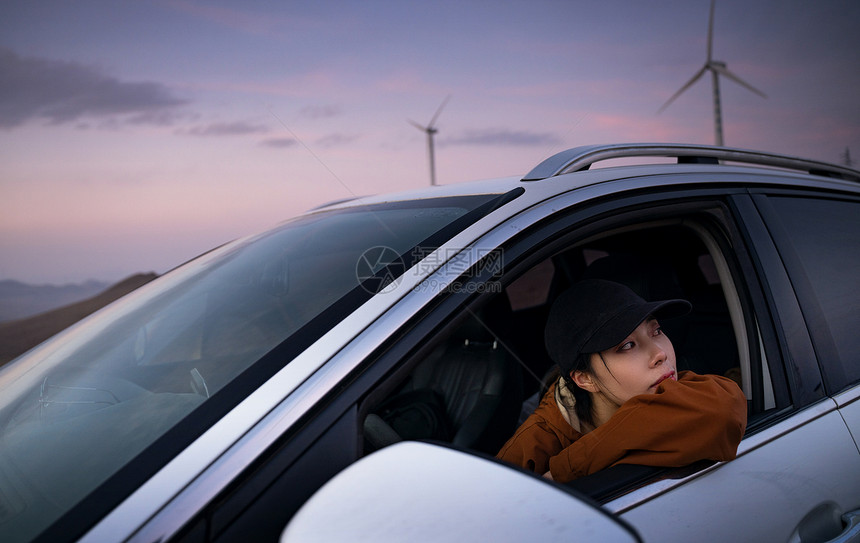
[1,144,858,542]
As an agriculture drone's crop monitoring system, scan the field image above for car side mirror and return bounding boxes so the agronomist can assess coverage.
[281,441,641,542]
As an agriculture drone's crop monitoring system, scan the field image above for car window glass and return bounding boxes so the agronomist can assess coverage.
[0,194,501,543]
[767,196,860,391]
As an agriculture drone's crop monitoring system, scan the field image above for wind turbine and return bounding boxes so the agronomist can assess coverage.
[409,95,450,186]
[658,0,766,146]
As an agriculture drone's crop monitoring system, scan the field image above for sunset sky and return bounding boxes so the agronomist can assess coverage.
[1,0,858,285]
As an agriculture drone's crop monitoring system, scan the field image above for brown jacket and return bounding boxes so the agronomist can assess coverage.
[496,371,747,483]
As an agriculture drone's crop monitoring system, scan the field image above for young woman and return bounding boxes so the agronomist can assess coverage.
[496,279,747,483]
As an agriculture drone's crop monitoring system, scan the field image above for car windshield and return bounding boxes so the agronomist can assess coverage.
[0,193,505,542]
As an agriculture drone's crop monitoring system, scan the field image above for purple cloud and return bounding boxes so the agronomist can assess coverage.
[260,137,298,148]
[184,121,270,137]
[0,47,187,128]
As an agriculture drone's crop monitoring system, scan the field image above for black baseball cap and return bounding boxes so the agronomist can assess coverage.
[545,279,691,376]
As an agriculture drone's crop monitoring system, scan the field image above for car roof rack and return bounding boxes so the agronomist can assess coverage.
[521,143,860,183]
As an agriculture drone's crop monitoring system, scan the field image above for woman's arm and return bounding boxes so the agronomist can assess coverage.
[548,372,747,483]
[496,384,581,474]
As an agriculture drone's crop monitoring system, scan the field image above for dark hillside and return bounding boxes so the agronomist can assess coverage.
[0,273,158,366]
[0,279,109,322]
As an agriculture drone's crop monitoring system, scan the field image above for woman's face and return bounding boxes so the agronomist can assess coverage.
[585,317,677,406]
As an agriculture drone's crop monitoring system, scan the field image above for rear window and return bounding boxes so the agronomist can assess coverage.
[767,195,860,392]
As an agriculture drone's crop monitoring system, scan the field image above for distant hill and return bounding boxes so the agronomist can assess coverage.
[0,273,158,366]
[0,279,110,322]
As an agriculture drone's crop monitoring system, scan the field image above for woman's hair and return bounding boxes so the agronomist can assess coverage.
[560,352,596,427]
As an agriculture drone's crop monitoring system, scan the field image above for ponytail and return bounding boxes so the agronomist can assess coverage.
[560,352,596,427]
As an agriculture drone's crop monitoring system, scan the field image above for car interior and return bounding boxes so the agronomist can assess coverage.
[360,213,774,495]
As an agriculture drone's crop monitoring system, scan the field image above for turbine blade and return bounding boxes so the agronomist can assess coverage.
[711,63,767,98]
[428,94,451,129]
[408,119,428,132]
[707,0,715,62]
[658,66,708,113]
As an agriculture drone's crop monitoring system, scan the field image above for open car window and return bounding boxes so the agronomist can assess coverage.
[359,203,782,501]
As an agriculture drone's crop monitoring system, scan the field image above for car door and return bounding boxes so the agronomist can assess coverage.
[345,182,860,542]
[333,180,860,542]
[346,184,860,541]
[755,190,860,537]
[612,190,860,542]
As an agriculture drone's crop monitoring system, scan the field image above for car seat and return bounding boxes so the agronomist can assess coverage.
[364,318,522,455]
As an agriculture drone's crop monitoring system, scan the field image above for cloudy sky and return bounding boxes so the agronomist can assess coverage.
[1,0,858,285]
